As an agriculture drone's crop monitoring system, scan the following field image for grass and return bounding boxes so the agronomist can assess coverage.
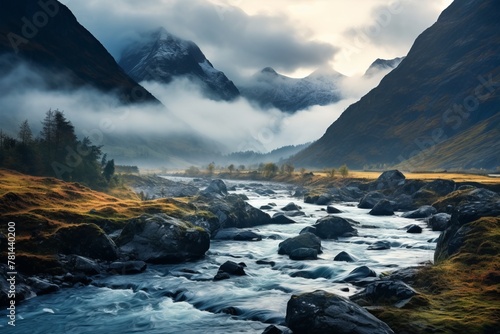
[371,217,500,333]
[0,169,202,269]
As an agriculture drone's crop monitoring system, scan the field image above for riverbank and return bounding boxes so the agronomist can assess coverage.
[1,169,499,333]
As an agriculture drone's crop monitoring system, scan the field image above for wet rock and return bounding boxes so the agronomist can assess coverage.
[333,251,357,262]
[281,202,302,211]
[117,214,210,263]
[367,241,391,250]
[392,194,416,211]
[284,210,306,217]
[260,205,273,210]
[62,255,102,275]
[289,248,318,260]
[0,266,35,307]
[327,206,342,214]
[256,260,276,267]
[262,324,292,334]
[200,179,228,198]
[344,266,377,282]
[315,194,332,205]
[401,205,437,219]
[27,277,60,295]
[214,228,262,241]
[286,290,395,334]
[278,233,322,255]
[271,214,296,225]
[255,189,276,196]
[427,213,451,231]
[193,194,272,229]
[300,226,317,235]
[214,261,246,280]
[369,200,394,216]
[358,192,386,209]
[108,261,147,275]
[406,224,423,234]
[312,216,358,239]
[54,223,118,261]
[351,280,417,307]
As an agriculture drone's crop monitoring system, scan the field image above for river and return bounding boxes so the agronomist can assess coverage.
[1,178,440,333]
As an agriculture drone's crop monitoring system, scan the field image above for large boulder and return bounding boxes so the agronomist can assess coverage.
[343,266,377,282]
[401,205,437,219]
[199,179,228,198]
[373,170,406,190]
[214,260,246,280]
[54,224,118,261]
[213,228,262,241]
[434,188,500,262]
[312,216,358,239]
[193,194,272,229]
[419,179,456,196]
[117,214,210,263]
[427,213,451,231]
[271,214,296,225]
[333,251,357,262]
[327,206,342,214]
[350,280,417,307]
[286,290,395,334]
[289,248,318,260]
[278,233,322,255]
[358,192,386,209]
[281,202,302,211]
[369,200,394,216]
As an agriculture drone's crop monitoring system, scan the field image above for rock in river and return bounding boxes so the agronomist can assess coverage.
[278,233,322,256]
[312,216,358,239]
[286,290,395,334]
[117,214,210,263]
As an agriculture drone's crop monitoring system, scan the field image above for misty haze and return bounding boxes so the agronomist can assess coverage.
[1,1,499,334]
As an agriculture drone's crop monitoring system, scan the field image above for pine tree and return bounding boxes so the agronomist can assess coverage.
[18,120,33,145]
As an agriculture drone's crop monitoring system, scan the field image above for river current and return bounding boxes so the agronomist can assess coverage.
[1,178,440,333]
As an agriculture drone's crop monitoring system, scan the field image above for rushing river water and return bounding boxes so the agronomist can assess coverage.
[2,178,440,333]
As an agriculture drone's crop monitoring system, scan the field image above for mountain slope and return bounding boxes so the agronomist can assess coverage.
[292,0,500,170]
[0,0,158,104]
[364,57,404,78]
[119,28,239,101]
[240,67,344,113]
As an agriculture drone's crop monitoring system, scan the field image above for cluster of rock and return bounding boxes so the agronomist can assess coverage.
[2,172,498,334]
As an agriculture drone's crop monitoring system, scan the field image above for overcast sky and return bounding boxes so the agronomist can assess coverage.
[62,0,452,80]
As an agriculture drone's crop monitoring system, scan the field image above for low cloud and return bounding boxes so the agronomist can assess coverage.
[62,0,339,82]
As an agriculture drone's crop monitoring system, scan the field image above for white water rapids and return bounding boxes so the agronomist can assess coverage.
[1,178,440,333]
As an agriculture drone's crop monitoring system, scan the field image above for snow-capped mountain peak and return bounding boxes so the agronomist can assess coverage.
[119,27,239,101]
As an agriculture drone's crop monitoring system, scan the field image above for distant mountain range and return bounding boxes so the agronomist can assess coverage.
[238,67,345,113]
[292,0,500,171]
[119,28,239,101]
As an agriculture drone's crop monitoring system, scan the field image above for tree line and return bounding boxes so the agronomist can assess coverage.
[0,109,115,190]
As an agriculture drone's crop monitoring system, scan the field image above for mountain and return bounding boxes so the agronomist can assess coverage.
[0,0,158,104]
[220,143,311,166]
[291,0,500,171]
[119,28,239,101]
[239,67,345,113]
[364,57,404,78]
[0,0,230,168]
